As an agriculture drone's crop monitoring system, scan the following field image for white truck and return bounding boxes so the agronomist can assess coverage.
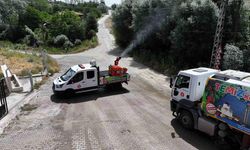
[170,67,250,149]
[53,59,130,96]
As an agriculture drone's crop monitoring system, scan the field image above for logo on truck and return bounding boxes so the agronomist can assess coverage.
[202,79,250,134]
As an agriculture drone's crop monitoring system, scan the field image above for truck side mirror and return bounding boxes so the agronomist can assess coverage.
[170,77,173,88]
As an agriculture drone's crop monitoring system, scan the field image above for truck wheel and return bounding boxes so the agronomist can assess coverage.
[179,110,194,129]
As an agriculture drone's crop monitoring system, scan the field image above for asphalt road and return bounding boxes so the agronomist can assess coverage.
[0,14,219,150]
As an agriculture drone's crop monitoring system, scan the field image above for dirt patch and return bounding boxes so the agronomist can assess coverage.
[34,76,49,89]
[105,17,113,34]
[20,104,38,112]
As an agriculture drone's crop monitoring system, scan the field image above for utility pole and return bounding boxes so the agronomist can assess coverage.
[210,0,229,69]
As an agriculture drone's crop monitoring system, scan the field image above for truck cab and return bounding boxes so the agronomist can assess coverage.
[53,61,99,95]
[171,67,219,104]
[170,67,219,129]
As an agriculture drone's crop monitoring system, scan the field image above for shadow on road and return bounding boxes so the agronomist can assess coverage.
[171,119,220,150]
[51,87,130,104]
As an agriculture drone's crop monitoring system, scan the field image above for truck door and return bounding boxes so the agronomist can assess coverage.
[84,70,98,89]
[172,75,191,102]
[67,72,84,90]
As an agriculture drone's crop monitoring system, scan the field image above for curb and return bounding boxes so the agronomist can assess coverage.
[0,90,39,135]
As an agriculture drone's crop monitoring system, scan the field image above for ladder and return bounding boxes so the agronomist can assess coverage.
[210,0,229,69]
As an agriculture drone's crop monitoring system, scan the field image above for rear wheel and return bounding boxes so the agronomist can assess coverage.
[179,110,194,129]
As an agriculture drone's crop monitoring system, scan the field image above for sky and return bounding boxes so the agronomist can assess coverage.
[102,0,122,7]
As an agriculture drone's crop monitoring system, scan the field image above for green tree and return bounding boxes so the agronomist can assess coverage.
[49,10,85,41]
[19,6,44,30]
[170,0,217,68]
[111,4,117,10]
[97,3,108,14]
[112,0,133,47]
[85,13,98,39]
[0,0,28,41]
[29,0,51,12]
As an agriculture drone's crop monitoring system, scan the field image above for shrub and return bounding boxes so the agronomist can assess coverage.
[87,30,96,39]
[63,40,74,49]
[74,39,82,45]
[222,44,244,70]
[54,34,69,47]
[24,25,39,46]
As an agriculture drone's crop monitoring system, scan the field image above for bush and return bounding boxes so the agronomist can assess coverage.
[222,44,244,70]
[63,40,74,49]
[23,25,39,46]
[87,30,96,39]
[54,34,69,47]
[74,39,82,45]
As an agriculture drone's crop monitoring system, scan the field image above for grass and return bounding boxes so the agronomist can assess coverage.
[0,47,60,77]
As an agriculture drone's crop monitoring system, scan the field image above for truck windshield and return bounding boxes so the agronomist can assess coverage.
[175,75,190,89]
[61,68,76,81]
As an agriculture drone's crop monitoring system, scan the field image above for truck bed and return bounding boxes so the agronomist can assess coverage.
[99,70,109,77]
[99,70,130,86]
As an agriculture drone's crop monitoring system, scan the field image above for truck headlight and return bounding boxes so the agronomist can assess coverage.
[56,84,64,88]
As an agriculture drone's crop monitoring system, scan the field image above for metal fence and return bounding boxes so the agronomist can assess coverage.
[0,78,8,119]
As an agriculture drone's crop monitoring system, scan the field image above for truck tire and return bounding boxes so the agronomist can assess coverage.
[179,110,194,129]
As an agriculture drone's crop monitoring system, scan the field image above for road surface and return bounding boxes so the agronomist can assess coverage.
[0,14,219,150]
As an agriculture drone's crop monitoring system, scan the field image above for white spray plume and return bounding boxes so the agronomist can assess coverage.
[120,8,169,57]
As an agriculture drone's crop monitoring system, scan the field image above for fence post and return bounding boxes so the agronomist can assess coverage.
[29,70,33,92]
[41,49,48,76]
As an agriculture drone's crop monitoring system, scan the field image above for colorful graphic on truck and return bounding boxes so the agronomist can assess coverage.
[202,79,250,134]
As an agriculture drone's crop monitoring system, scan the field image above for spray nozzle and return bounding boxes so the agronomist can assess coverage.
[114,57,122,65]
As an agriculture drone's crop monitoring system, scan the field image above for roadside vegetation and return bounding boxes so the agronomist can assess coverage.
[0,47,60,77]
[112,0,250,75]
[0,0,108,53]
